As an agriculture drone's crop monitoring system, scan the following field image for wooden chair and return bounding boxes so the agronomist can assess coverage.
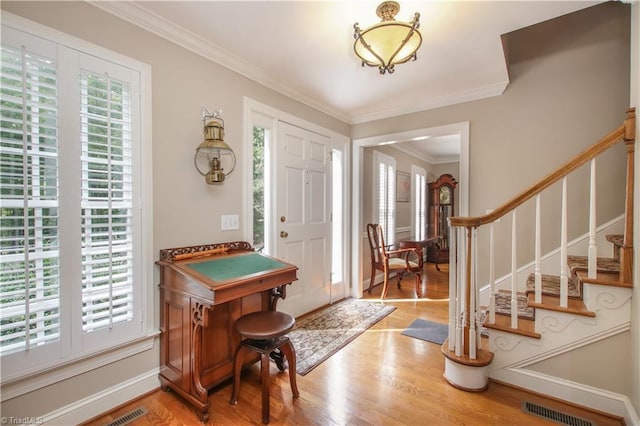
[366,223,424,299]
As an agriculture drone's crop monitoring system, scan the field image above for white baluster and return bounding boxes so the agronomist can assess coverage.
[511,210,518,329]
[588,159,597,278]
[535,194,542,304]
[455,228,464,357]
[560,177,569,308]
[469,227,477,359]
[448,223,457,352]
[476,251,482,351]
[489,221,496,324]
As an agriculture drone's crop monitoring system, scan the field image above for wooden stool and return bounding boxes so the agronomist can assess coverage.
[229,310,299,424]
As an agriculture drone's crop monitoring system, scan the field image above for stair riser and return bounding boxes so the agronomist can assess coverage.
[487,287,632,372]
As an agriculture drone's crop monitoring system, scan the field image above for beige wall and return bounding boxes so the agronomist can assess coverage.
[527,331,632,395]
[1,0,637,421]
[0,0,349,420]
[353,2,631,280]
[353,0,633,406]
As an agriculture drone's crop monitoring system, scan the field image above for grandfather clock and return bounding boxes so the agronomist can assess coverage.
[428,174,457,270]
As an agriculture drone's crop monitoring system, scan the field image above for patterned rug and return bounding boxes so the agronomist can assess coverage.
[525,273,581,298]
[494,290,535,320]
[288,298,396,375]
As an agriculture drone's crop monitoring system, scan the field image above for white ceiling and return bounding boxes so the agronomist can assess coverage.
[400,134,461,164]
[94,0,601,160]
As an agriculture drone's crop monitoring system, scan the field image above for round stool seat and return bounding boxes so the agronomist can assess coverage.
[235,310,295,340]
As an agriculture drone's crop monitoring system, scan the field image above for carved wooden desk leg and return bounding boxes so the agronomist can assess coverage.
[192,302,211,422]
[270,284,288,310]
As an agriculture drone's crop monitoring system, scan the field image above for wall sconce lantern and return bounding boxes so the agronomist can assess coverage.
[353,1,422,74]
[194,108,236,184]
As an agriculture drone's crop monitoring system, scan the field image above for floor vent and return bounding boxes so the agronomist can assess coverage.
[105,407,148,426]
[522,401,594,426]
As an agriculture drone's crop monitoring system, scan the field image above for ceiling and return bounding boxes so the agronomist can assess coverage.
[94,0,601,160]
[398,134,460,164]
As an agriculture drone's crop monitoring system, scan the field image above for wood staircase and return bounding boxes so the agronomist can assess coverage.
[485,233,629,339]
[441,108,636,421]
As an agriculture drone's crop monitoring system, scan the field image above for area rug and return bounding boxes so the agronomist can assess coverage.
[288,298,396,375]
[401,318,448,345]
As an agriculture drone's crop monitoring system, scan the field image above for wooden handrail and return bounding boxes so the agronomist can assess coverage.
[450,108,635,228]
[443,108,636,374]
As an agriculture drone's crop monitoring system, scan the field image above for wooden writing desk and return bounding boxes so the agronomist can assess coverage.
[397,236,438,252]
[156,241,298,421]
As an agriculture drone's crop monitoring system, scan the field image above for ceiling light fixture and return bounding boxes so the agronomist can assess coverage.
[353,1,422,74]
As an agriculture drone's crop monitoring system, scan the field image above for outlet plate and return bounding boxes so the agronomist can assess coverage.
[221,214,239,231]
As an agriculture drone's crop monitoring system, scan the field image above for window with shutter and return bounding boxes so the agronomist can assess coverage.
[0,18,151,383]
[412,165,426,241]
[0,44,60,356]
[373,151,395,246]
[80,72,134,333]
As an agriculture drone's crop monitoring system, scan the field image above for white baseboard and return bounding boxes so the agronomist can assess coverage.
[42,368,160,425]
[491,367,639,425]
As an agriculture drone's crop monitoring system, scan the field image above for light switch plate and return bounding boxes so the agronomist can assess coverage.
[221,214,239,231]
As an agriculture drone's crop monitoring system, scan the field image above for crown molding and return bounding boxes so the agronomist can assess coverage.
[391,143,435,163]
[89,2,508,125]
[89,1,351,123]
[351,80,508,124]
[389,142,461,165]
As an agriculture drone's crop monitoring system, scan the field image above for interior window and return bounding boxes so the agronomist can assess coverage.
[373,151,396,246]
[252,126,267,252]
[412,165,427,240]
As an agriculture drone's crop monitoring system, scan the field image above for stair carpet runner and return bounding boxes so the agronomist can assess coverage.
[483,234,625,338]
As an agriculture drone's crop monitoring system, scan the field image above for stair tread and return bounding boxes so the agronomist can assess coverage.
[526,293,596,317]
[525,273,581,298]
[574,269,633,288]
[605,234,623,247]
[477,235,628,342]
[567,255,619,274]
[494,290,535,320]
[483,314,540,339]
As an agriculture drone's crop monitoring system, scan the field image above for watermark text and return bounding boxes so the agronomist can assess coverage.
[1,417,45,425]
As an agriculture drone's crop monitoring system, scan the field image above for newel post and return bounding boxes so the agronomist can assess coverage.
[621,108,636,284]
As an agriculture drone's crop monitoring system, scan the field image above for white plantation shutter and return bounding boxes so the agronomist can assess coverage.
[374,151,396,246]
[0,43,61,355]
[1,20,150,380]
[80,72,134,332]
[413,166,426,240]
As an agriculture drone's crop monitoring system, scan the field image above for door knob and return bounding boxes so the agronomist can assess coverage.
[280,231,288,238]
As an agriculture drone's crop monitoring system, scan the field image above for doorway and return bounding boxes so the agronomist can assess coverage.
[244,98,349,317]
[351,122,470,298]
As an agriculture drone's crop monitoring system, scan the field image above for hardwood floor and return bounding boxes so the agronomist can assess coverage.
[83,263,622,426]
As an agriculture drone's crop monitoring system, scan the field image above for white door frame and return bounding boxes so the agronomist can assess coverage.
[351,122,470,298]
[243,97,350,306]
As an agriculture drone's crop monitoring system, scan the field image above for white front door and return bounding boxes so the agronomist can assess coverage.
[275,122,331,317]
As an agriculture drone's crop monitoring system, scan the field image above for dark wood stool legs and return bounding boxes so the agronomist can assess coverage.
[229,310,299,425]
[230,336,299,424]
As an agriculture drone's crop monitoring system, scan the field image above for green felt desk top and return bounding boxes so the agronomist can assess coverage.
[185,252,286,282]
